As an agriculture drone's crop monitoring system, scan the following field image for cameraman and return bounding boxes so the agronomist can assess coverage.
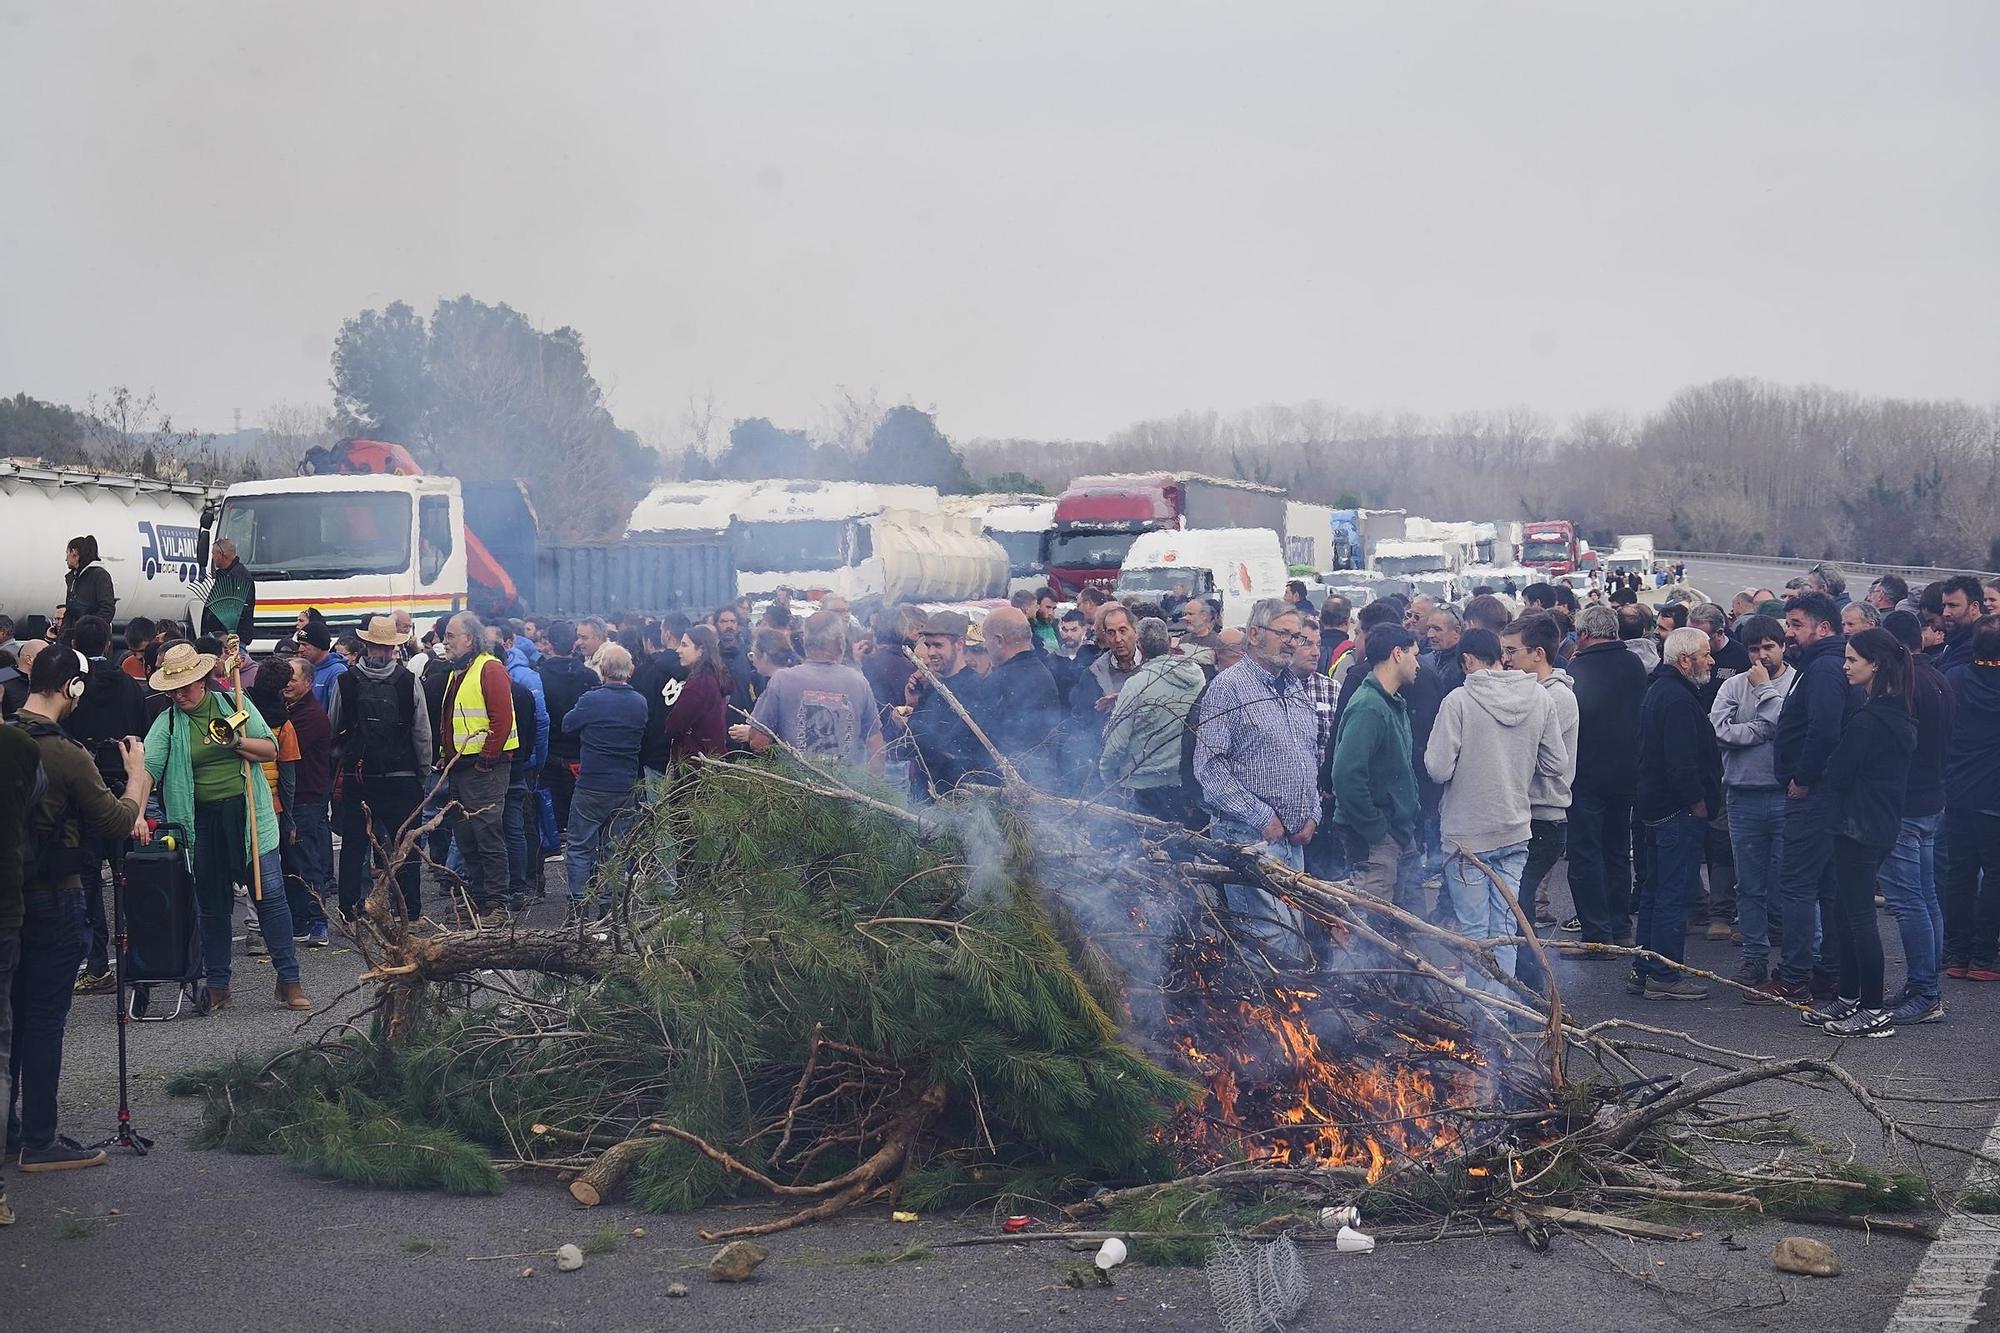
[7,646,150,1172]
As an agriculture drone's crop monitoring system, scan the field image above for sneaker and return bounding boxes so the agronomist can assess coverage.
[1728,960,1769,987]
[1803,996,1860,1027]
[1706,920,1733,942]
[1624,970,1648,996]
[1824,1007,1895,1038]
[1808,971,1837,1001]
[1612,930,1637,948]
[476,909,510,930]
[0,1192,13,1226]
[72,970,115,994]
[304,922,330,948]
[1747,976,1810,1005]
[1967,967,2000,983]
[1644,976,1711,1001]
[1559,916,1582,933]
[1889,994,1945,1025]
[18,1135,108,1173]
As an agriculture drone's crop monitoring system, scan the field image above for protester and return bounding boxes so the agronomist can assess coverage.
[1424,607,1465,693]
[1425,628,1567,994]
[1291,620,1337,778]
[496,622,550,907]
[1284,580,1317,619]
[437,613,519,925]
[298,620,346,714]
[1193,598,1320,960]
[742,612,884,775]
[1941,615,2000,981]
[200,537,257,640]
[535,619,595,838]
[660,623,732,773]
[1318,598,1355,682]
[1330,625,1422,908]
[1501,613,1578,929]
[272,655,333,947]
[904,610,986,797]
[0,718,37,1217]
[1757,592,1852,1003]
[1875,610,1953,1023]
[61,535,116,627]
[1708,615,1797,986]
[711,606,747,684]
[1180,596,1224,665]
[1627,628,1722,1000]
[1565,604,1646,947]
[1986,579,2000,617]
[57,616,146,989]
[1065,603,1144,788]
[1866,575,1910,614]
[118,616,159,683]
[559,642,646,918]
[1100,616,1205,821]
[333,617,432,921]
[1936,576,1985,672]
[142,641,308,1011]
[973,607,1063,786]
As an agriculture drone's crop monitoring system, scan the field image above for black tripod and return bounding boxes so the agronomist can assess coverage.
[91,840,153,1156]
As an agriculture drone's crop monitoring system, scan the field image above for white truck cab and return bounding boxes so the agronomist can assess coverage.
[1115,527,1288,627]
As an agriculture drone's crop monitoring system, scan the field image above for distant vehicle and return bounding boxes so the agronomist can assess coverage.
[1521,519,1580,575]
[1613,533,1656,562]
[626,480,763,542]
[942,493,1056,594]
[1329,507,1407,572]
[729,480,1006,605]
[0,462,225,630]
[1368,538,1455,579]
[1283,501,1336,571]
[1046,473,1286,595]
[1114,527,1288,628]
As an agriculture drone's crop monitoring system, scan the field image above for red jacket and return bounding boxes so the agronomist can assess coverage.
[661,668,728,768]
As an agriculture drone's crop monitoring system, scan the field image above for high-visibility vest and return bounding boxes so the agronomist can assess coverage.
[448,652,521,757]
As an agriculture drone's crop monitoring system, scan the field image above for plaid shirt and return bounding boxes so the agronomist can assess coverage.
[1191,658,1321,835]
[1298,669,1337,778]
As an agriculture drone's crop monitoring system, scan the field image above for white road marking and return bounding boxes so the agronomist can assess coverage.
[1884,1113,2000,1332]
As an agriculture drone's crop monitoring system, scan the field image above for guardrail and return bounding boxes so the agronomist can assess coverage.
[1659,550,1998,584]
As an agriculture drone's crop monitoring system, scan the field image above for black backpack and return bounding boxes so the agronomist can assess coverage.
[350,662,418,775]
[9,719,67,886]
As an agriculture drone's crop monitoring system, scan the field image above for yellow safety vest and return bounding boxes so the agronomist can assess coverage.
[448,652,522,757]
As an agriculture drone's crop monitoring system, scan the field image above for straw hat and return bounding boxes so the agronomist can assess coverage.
[357,615,406,648]
[148,641,219,693]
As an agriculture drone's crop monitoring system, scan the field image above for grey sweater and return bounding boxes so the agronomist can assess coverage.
[1707,666,1797,789]
[1529,669,1580,822]
[1424,667,1568,854]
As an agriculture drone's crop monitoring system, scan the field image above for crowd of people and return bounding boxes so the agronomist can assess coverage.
[1,531,1998,1224]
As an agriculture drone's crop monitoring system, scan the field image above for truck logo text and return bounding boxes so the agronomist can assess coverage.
[139,522,203,584]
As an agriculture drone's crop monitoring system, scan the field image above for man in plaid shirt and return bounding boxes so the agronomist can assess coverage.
[1291,620,1338,771]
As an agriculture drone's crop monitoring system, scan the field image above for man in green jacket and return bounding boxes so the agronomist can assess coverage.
[1099,618,1206,821]
[1330,624,1422,908]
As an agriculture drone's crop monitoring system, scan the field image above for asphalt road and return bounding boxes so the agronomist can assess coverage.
[12,846,2000,1333]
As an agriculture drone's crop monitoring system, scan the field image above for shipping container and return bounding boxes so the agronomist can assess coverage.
[534,540,736,618]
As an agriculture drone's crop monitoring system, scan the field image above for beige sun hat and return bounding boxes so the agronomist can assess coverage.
[148,641,219,693]
[357,615,406,648]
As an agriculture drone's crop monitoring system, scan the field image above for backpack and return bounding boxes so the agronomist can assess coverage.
[350,663,418,775]
[9,719,70,886]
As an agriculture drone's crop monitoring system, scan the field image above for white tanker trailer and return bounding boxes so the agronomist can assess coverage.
[0,462,226,629]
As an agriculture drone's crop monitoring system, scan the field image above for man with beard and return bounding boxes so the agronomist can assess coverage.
[903,610,986,798]
[712,606,748,685]
[1064,603,1144,792]
[1629,628,1722,999]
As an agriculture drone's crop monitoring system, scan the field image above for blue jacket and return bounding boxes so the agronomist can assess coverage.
[506,641,550,770]
[1635,664,1722,822]
[1945,662,2000,814]
[562,681,647,792]
[1774,635,1856,787]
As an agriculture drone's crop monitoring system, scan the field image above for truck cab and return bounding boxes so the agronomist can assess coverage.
[1114,527,1288,628]
[209,473,468,649]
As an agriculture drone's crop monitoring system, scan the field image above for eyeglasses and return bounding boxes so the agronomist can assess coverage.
[1256,627,1309,645]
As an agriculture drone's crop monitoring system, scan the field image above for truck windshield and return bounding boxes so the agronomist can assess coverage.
[1046,529,1139,571]
[216,491,412,578]
[733,519,847,573]
[990,530,1044,576]
[1522,538,1571,564]
[1117,566,1213,597]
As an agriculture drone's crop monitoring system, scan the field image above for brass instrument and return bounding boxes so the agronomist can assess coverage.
[206,705,250,747]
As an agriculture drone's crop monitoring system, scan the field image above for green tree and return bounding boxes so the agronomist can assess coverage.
[0,392,88,464]
[857,405,972,492]
[714,417,833,479]
[330,301,433,442]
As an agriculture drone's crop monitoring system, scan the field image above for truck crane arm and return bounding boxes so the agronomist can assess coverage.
[303,439,521,608]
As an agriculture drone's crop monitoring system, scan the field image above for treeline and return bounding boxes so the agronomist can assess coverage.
[959,378,2000,570]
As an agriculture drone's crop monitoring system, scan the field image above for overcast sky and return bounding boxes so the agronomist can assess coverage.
[3,1,1995,445]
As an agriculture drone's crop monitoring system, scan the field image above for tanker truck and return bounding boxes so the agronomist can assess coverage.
[0,461,226,629]
[729,480,1008,604]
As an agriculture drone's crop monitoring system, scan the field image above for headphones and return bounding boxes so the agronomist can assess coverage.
[56,649,88,701]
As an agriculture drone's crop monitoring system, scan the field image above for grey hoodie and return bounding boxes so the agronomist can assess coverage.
[1424,666,1568,854]
[1529,668,1580,822]
[1707,664,1796,789]
[1625,638,1660,671]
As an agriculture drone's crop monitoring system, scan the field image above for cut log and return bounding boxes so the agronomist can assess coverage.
[568,1136,655,1207]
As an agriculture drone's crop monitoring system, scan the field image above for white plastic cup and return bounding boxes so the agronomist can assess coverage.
[1335,1225,1376,1254]
[1319,1206,1359,1229]
[1096,1236,1128,1270]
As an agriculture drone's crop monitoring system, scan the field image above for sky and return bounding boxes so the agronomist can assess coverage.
[2,1,1996,446]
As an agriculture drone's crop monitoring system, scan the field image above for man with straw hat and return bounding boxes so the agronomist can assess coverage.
[142,642,310,1012]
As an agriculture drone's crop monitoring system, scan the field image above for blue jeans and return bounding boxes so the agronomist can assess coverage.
[1881,812,1944,1002]
[1635,811,1705,981]
[1775,789,1839,983]
[6,889,86,1153]
[289,801,332,930]
[565,783,639,908]
[1725,786,1786,965]
[1565,787,1632,944]
[1212,814,1312,966]
[504,770,531,901]
[1442,840,1529,994]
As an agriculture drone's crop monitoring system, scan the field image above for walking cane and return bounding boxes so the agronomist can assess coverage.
[225,634,263,903]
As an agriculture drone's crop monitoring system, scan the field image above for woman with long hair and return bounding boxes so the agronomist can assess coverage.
[1811,627,1919,1037]
[63,534,116,626]
[661,623,733,769]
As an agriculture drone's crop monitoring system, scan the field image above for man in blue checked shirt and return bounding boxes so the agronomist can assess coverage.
[1192,598,1322,963]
